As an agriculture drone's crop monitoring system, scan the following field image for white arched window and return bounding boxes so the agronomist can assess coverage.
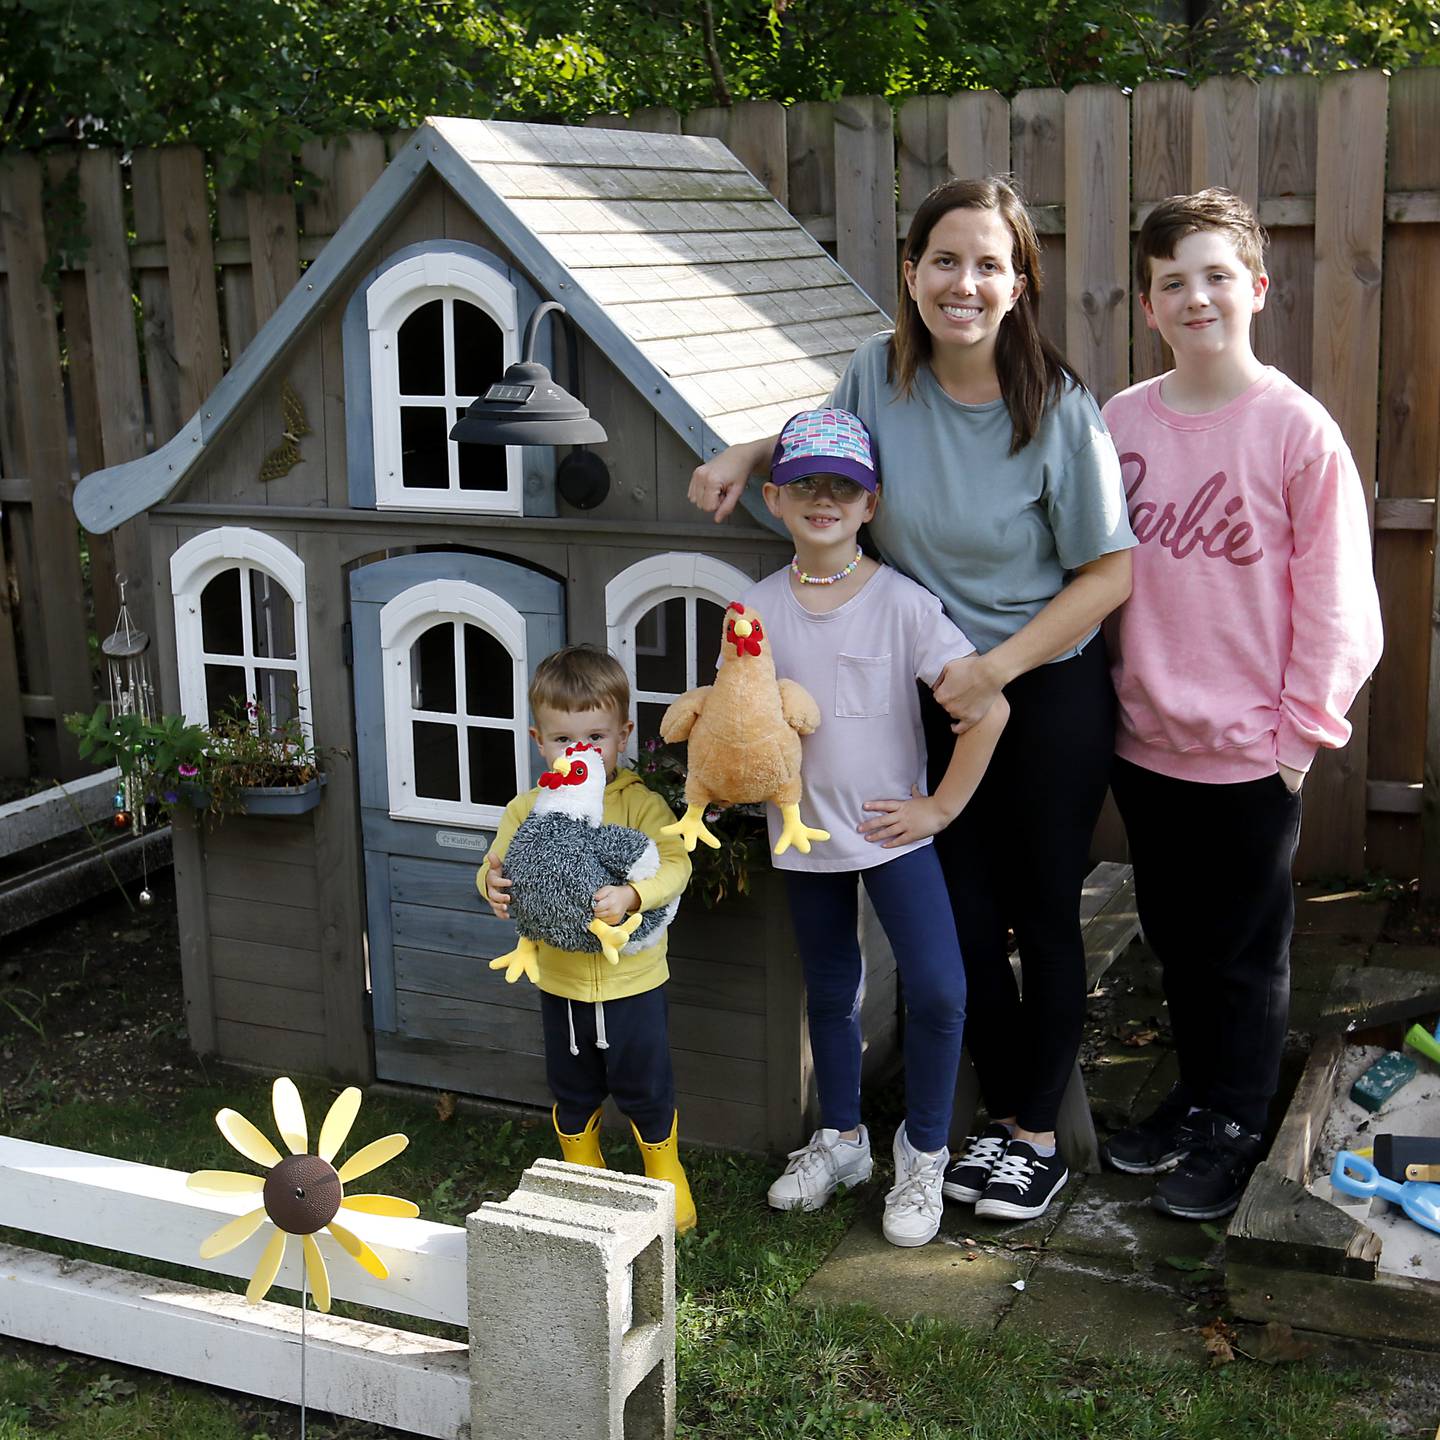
[368,251,522,514]
[379,580,529,826]
[170,528,311,737]
[606,553,753,750]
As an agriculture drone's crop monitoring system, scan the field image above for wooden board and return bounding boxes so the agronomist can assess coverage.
[786,102,836,248]
[1302,71,1387,879]
[1130,81,1191,383]
[129,150,184,448]
[947,91,1010,185]
[159,146,225,422]
[213,975,326,1033]
[1190,76,1259,205]
[898,96,948,218]
[1064,86,1129,405]
[833,96,897,317]
[1010,89,1066,354]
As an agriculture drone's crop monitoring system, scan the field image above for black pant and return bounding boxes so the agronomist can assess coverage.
[540,987,676,1143]
[1111,758,1302,1135]
[923,634,1116,1132]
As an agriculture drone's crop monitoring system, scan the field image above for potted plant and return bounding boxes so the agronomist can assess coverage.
[66,699,332,818]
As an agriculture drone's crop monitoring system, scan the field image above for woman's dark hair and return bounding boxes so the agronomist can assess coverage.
[888,176,1080,455]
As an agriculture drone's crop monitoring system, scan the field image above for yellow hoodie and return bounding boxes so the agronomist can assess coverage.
[477,768,692,1002]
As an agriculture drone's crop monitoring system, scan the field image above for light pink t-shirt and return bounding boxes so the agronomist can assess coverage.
[740,565,974,872]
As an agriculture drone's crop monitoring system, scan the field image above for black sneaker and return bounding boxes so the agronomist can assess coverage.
[942,1122,1011,1203]
[1151,1111,1263,1220]
[1101,1084,1196,1175]
[974,1139,1070,1221]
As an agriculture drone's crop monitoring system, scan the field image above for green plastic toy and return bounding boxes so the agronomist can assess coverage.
[1403,1022,1440,1066]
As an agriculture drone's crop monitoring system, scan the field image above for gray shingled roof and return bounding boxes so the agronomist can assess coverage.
[74,117,889,534]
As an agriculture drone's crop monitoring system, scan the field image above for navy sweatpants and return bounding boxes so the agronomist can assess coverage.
[783,845,966,1153]
[540,987,676,1143]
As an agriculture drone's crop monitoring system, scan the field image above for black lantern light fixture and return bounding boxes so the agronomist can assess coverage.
[449,300,607,448]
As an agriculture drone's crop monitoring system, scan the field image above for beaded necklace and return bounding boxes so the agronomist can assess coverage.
[790,546,863,586]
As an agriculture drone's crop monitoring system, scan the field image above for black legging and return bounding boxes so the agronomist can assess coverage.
[923,633,1116,1133]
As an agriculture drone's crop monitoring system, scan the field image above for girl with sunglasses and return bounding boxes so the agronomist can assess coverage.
[737,407,1007,1247]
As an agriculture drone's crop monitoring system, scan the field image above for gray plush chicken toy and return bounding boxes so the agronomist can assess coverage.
[487,744,679,984]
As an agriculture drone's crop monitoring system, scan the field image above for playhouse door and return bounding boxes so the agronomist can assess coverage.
[349,552,562,1098]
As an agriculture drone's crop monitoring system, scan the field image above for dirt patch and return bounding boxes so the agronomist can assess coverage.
[0,868,201,1120]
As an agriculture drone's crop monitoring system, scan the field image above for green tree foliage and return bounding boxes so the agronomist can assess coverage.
[3,0,1438,173]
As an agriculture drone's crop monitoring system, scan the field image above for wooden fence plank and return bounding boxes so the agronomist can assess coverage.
[947,90,1010,185]
[1255,76,1318,392]
[1303,69,1388,879]
[898,95,948,220]
[727,100,788,205]
[1064,86,1129,405]
[129,150,183,447]
[78,149,152,638]
[1011,88,1066,353]
[1190,75,1260,205]
[1375,70,1440,891]
[0,512,27,774]
[786,102,836,247]
[833,95,896,317]
[159,146,225,421]
[246,159,301,333]
[1130,81,1192,383]
[0,156,91,775]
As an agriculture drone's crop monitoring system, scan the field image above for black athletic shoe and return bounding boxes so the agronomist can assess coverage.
[974,1139,1070,1221]
[1151,1111,1263,1220]
[942,1122,1011,1203]
[1101,1084,1195,1175]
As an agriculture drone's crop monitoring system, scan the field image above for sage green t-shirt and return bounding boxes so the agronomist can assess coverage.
[830,333,1135,657]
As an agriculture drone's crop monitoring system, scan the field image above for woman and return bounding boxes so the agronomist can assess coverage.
[690,178,1135,1221]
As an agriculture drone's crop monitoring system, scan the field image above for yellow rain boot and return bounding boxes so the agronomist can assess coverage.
[632,1113,697,1234]
[554,1105,606,1168]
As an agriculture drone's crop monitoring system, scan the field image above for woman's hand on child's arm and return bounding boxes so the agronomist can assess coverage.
[934,653,1006,735]
[592,885,641,924]
[688,436,777,523]
[483,855,513,920]
[859,787,954,847]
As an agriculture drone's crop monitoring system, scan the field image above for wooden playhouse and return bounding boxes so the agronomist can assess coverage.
[73,118,899,1153]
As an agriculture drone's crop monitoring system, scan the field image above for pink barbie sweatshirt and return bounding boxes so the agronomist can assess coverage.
[1102,369,1382,783]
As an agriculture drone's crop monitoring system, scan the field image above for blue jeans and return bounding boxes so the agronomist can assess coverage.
[783,846,966,1152]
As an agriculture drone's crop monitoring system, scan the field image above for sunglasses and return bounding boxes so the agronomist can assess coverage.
[784,475,869,503]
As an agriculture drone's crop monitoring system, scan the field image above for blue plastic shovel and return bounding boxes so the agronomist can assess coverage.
[1330,1150,1440,1236]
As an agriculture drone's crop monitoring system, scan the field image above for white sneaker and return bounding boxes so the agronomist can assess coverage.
[883,1122,948,1247]
[767,1126,873,1212]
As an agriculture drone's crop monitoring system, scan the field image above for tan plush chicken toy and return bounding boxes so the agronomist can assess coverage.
[659,601,830,857]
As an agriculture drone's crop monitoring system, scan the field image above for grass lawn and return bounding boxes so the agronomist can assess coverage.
[0,1074,1395,1439]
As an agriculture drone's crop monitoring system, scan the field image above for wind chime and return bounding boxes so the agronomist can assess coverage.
[101,575,157,905]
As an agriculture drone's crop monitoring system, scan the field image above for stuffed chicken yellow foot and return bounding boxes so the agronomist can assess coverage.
[659,603,826,858]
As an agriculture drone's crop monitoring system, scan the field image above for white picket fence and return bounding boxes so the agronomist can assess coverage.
[0,1135,675,1438]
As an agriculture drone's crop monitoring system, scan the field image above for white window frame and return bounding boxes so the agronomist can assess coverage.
[170,528,312,738]
[368,252,522,515]
[379,580,529,827]
[606,553,753,757]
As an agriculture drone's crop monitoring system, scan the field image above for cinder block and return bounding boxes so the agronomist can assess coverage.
[468,1160,675,1440]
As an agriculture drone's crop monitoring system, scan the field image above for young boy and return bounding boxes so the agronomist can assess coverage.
[478,646,696,1229]
[1101,188,1383,1219]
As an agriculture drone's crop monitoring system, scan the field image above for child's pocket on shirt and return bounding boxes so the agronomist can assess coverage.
[835,653,892,717]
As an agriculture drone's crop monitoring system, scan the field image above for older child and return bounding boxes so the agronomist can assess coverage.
[746,408,1007,1247]
[1102,188,1383,1219]
[479,647,696,1229]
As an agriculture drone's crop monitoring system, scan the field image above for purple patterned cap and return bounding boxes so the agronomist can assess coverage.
[770,408,878,492]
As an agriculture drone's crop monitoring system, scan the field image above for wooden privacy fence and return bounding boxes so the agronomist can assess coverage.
[0,70,1437,883]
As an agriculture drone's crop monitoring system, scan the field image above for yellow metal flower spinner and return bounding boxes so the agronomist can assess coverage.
[187,1078,419,1312]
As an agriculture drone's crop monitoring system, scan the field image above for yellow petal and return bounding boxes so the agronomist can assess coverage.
[301,1233,332,1313]
[188,1170,266,1195]
[199,1207,268,1259]
[246,1228,288,1303]
[336,1133,408,1184]
[317,1087,363,1163]
[339,1193,420,1218]
[326,1220,389,1279]
[271,1077,308,1156]
[216,1109,282,1169]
